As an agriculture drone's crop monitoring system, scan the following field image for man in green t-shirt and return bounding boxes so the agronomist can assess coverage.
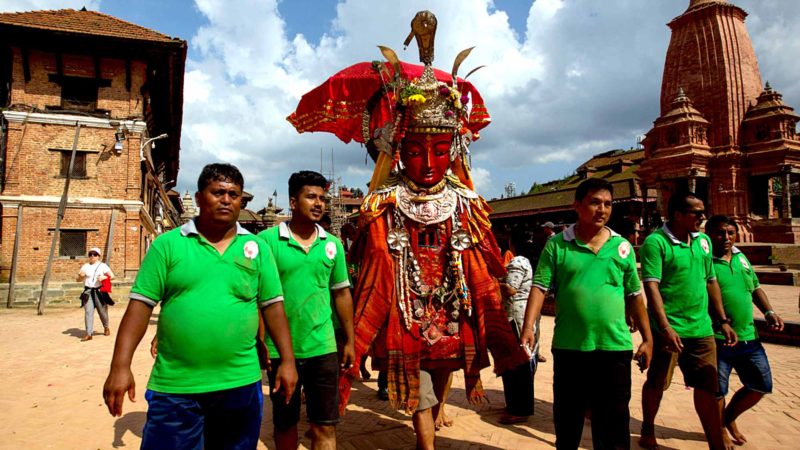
[639,191,738,450]
[707,215,784,446]
[258,170,354,450]
[102,164,297,449]
[521,178,653,450]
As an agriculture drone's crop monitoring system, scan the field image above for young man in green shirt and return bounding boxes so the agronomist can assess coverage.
[520,178,653,450]
[258,170,354,450]
[706,215,784,446]
[102,163,297,449]
[639,192,738,450]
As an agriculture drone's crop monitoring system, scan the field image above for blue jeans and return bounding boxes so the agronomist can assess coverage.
[717,339,772,397]
[141,381,263,450]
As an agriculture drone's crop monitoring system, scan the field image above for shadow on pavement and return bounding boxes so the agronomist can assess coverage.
[112,411,145,448]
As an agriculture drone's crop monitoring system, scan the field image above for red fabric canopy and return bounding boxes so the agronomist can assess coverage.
[287,61,490,144]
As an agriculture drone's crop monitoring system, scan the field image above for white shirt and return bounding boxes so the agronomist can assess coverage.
[79,262,109,288]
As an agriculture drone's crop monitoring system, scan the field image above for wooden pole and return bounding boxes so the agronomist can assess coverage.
[6,205,23,308]
[38,123,81,315]
[104,208,117,265]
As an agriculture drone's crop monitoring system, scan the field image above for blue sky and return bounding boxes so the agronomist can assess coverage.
[4,1,799,209]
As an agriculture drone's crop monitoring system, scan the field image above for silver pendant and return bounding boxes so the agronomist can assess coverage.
[387,228,410,252]
[450,229,472,251]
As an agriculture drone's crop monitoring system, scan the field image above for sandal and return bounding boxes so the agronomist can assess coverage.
[104,327,111,336]
[81,335,92,342]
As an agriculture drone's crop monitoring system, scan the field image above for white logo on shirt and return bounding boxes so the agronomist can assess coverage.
[325,241,337,260]
[740,256,749,270]
[618,241,631,259]
[243,240,259,259]
[700,238,710,254]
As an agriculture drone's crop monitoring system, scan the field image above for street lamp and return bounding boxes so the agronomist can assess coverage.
[140,133,168,161]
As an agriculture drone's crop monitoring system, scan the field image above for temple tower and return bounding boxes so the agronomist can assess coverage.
[638,0,800,242]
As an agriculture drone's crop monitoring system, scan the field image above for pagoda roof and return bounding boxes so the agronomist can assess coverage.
[488,148,644,218]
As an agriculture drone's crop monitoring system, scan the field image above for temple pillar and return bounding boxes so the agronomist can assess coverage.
[781,165,792,219]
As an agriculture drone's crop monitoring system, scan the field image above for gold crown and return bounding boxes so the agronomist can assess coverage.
[402,65,462,132]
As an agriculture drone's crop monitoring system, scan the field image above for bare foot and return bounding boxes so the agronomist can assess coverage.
[639,425,658,449]
[434,410,453,430]
[722,430,736,450]
[103,327,110,336]
[726,420,747,445]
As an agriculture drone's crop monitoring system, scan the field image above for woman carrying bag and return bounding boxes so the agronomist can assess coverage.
[77,247,115,341]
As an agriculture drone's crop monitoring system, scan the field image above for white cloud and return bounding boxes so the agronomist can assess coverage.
[5,0,798,205]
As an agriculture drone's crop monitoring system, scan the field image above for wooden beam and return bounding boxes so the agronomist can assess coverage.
[104,208,117,265]
[6,205,23,308]
[38,123,81,315]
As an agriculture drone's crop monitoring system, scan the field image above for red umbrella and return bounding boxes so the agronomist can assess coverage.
[287,60,490,144]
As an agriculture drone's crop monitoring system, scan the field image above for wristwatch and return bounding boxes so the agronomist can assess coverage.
[714,317,732,330]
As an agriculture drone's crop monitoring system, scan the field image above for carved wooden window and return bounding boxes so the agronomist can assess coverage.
[59,230,86,257]
[59,151,87,178]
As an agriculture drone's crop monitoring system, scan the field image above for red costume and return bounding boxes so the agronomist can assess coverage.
[287,10,527,413]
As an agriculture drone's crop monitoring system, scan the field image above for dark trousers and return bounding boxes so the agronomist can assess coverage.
[501,319,535,416]
[553,349,632,450]
[501,359,535,416]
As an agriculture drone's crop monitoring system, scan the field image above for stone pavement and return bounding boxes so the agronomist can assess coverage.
[0,285,798,449]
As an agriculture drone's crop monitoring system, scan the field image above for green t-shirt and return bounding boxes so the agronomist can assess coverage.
[258,223,350,359]
[533,225,642,351]
[130,220,284,394]
[640,226,716,339]
[713,248,760,341]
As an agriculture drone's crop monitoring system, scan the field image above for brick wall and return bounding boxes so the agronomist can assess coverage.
[9,47,146,117]
[1,46,153,284]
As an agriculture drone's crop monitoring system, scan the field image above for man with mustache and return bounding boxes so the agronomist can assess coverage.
[103,163,297,450]
[258,170,354,450]
[520,178,653,449]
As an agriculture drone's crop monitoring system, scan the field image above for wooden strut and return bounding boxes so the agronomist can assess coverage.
[6,205,23,308]
[104,208,117,265]
[38,123,81,315]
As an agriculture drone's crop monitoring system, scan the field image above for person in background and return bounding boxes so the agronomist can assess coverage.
[77,247,114,342]
[639,191,737,450]
[499,229,537,424]
[706,215,784,447]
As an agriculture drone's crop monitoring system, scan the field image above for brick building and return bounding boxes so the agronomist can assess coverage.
[637,0,800,242]
[0,9,186,303]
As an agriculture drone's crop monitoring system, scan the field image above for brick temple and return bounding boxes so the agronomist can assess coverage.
[637,0,800,242]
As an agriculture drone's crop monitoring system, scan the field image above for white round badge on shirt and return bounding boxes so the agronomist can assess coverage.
[700,238,710,254]
[325,241,337,260]
[618,241,631,259]
[740,255,749,269]
[243,240,259,259]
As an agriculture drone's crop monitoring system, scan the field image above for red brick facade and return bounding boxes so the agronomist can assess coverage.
[0,10,186,301]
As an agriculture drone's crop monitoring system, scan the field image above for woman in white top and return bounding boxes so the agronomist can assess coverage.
[77,247,114,341]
